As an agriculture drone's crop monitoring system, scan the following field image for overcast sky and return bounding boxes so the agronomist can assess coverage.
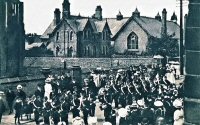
[20,0,189,34]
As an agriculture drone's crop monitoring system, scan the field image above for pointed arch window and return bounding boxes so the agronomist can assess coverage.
[127,32,138,50]
[102,30,108,40]
[87,46,90,56]
[84,47,87,56]
[70,31,73,41]
[93,46,96,57]
[66,31,69,41]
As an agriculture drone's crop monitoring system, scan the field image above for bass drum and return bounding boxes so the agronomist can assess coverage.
[72,117,84,125]
[88,116,97,125]
[58,121,66,125]
[103,122,112,125]
[118,108,128,118]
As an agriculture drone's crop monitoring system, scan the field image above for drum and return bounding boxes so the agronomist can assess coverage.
[72,117,84,125]
[58,121,66,125]
[88,116,97,125]
[118,108,128,118]
[103,122,112,125]
[154,100,163,107]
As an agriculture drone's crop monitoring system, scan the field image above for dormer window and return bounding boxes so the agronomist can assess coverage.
[127,32,138,50]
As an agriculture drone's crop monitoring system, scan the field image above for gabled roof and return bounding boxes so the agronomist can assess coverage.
[41,22,57,39]
[41,16,89,38]
[41,14,180,40]
[75,18,89,31]
[106,18,129,37]
[94,20,107,32]
[134,16,180,38]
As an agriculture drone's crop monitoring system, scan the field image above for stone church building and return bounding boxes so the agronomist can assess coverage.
[0,0,25,78]
[39,0,180,58]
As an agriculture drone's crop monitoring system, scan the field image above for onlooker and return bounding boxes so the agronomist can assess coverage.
[5,88,15,114]
[0,96,5,123]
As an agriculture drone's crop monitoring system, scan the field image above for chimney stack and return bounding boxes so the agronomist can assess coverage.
[171,12,177,23]
[161,8,167,37]
[62,0,70,19]
[155,12,161,21]
[54,8,61,25]
[116,11,123,20]
[94,5,102,20]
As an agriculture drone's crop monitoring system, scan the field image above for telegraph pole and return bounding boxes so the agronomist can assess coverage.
[180,0,184,75]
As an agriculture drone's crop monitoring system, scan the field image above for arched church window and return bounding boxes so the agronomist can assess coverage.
[66,31,69,41]
[127,32,138,50]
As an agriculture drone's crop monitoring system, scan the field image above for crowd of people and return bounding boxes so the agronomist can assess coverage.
[3,63,183,125]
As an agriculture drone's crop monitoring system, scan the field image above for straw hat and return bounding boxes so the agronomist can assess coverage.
[173,99,183,108]
[45,78,52,83]
[118,108,128,118]
[154,100,163,107]
[17,85,23,89]
[137,99,145,107]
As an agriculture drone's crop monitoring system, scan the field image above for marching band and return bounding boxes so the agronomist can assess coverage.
[11,63,183,125]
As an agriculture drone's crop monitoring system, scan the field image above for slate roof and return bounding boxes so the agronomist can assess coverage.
[41,15,180,40]
[41,22,56,39]
[94,20,106,32]
[75,18,89,31]
[106,18,129,37]
[134,16,180,38]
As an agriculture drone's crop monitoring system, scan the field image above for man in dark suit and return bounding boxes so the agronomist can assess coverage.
[0,96,5,123]
[5,88,15,114]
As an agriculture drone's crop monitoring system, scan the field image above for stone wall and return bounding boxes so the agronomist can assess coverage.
[24,57,154,70]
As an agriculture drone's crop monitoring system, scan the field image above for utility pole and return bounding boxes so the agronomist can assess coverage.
[180,0,184,75]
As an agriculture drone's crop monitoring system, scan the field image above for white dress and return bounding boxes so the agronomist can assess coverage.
[44,83,52,100]
[166,72,176,84]
[174,109,184,125]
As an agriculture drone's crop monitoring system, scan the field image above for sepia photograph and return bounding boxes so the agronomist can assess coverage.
[0,0,199,124]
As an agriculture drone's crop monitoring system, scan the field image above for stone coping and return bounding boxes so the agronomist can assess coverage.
[0,75,45,84]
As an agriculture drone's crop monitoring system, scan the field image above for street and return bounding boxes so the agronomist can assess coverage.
[1,103,110,125]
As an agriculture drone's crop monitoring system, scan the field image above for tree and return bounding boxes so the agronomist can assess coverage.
[147,35,179,57]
